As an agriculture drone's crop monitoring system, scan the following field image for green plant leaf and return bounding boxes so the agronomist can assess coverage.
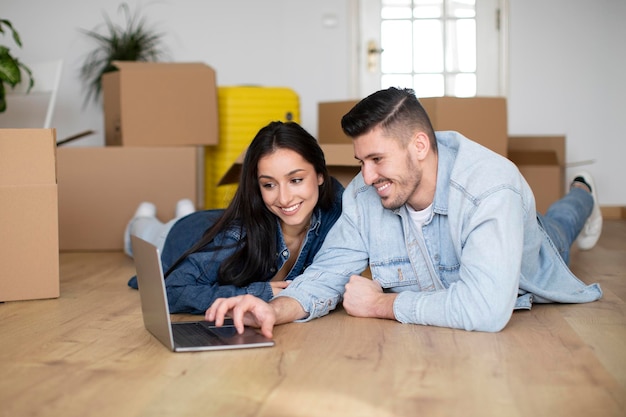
[0,18,33,113]
[78,2,167,105]
[0,81,6,112]
[0,48,22,86]
[0,19,23,47]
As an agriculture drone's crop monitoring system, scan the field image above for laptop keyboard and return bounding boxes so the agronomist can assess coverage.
[172,322,229,347]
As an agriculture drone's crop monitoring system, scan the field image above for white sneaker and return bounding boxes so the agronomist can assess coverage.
[573,172,602,250]
[124,202,157,257]
[175,198,196,218]
[133,202,157,219]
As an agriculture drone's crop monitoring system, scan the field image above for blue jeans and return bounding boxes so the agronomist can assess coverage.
[538,187,594,265]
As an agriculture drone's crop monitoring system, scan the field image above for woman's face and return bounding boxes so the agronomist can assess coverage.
[257,148,323,231]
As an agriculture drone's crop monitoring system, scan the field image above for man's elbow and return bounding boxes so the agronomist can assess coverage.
[467,310,512,332]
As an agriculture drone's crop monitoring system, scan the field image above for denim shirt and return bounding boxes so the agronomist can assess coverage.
[277,131,602,332]
[134,177,344,315]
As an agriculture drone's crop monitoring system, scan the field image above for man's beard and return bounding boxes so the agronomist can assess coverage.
[379,170,421,211]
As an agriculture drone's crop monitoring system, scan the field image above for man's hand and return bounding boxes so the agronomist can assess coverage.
[206,295,276,338]
[343,275,397,320]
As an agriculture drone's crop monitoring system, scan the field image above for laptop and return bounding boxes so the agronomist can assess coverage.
[131,235,275,352]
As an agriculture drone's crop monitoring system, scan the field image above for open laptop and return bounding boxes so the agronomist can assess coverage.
[131,235,275,352]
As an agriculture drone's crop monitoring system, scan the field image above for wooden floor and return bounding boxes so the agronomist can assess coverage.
[1,220,625,417]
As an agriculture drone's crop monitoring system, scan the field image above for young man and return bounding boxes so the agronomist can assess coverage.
[207,87,603,337]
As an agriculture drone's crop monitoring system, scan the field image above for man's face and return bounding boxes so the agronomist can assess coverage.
[353,126,422,211]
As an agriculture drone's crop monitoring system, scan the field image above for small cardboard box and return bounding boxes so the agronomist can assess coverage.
[508,136,566,214]
[57,146,203,250]
[218,143,360,189]
[102,62,219,147]
[317,97,508,156]
[0,129,59,302]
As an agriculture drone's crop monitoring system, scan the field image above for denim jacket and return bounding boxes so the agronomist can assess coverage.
[130,177,344,314]
[277,131,602,332]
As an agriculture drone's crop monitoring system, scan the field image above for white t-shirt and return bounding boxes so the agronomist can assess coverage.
[406,203,433,228]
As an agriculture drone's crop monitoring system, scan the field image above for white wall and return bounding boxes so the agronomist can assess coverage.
[508,0,626,206]
[3,0,625,205]
[2,0,353,145]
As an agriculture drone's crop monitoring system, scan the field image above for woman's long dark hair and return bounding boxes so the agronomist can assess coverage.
[165,121,335,287]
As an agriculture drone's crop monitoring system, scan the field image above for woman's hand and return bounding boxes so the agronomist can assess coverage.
[206,295,277,338]
[206,294,306,339]
[270,280,291,296]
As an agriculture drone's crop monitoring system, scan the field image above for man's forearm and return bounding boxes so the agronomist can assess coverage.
[270,296,308,324]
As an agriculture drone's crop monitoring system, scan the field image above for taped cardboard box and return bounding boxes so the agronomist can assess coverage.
[57,146,203,251]
[102,62,219,147]
[508,135,565,214]
[317,96,508,156]
[0,129,59,302]
[219,143,360,189]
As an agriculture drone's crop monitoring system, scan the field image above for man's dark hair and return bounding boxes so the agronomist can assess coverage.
[341,87,437,151]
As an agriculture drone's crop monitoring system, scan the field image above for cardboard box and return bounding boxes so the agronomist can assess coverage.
[317,100,358,144]
[218,143,360,188]
[0,129,59,301]
[102,62,218,147]
[508,136,565,214]
[421,97,508,156]
[57,146,203,250]
[317,97,508,156]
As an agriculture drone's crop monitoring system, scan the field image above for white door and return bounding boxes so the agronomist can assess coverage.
[357,0,508,98]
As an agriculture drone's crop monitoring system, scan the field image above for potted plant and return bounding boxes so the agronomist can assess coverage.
[0,18,34,113]
[79,2,166,105]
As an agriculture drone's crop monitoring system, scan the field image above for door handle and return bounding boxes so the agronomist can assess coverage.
[367,40,384,72]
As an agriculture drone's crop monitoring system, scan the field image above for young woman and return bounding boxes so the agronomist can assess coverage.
[126,121,344,314]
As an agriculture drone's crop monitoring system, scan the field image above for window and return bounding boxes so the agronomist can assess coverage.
[380,0,477,97]
[357,0,506,98]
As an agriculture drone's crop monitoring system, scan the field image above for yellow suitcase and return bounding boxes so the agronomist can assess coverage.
[205,86,300,208]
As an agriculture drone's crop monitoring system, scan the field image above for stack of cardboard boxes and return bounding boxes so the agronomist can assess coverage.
[2,62,220,302]
[57,62,219,251]
[0,129,59,302]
